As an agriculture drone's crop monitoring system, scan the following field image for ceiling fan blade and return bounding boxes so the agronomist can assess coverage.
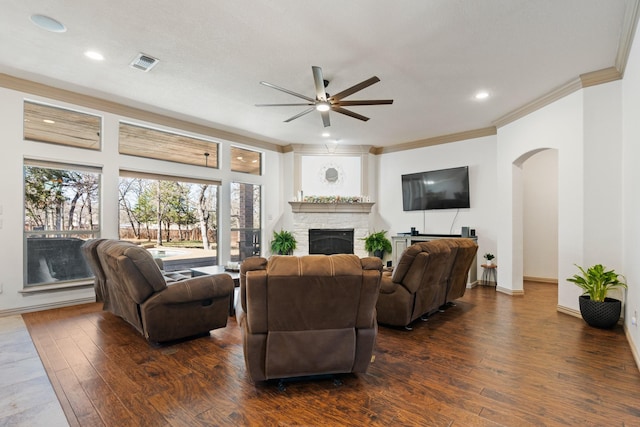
[312,66,326,102]
[331,76,380,101]
[255,103,314,107]
[332,106,370,121]
[321,110,331,127]
[337,99,394,106]
[284,107,316,122]
[260,81,316,103]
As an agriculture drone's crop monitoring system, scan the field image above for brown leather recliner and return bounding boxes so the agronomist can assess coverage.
[82,239,234,343]
[376,239,478,329]
[440,238,479,304]
[81,238,107,303]
[236,254,382,382]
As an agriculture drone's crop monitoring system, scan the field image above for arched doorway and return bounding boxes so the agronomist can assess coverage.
[511,148,559,295]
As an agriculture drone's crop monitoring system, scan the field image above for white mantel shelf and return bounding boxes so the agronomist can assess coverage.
[288,202,375,213]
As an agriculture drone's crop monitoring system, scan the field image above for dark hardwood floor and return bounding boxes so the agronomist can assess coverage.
[22,282,640,426]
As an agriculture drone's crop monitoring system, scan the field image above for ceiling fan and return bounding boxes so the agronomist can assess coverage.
[256,66,393,127]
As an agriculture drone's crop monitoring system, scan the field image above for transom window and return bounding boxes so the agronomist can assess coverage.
[231,146,262,175]
[23,101,101,150]
[119,122,219,168]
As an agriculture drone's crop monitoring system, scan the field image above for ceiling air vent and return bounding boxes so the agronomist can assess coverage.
[130,53,159,72]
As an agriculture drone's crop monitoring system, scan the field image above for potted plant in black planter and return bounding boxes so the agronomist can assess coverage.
[567,264,627,329]
[270,229,297,255]
[363,230,392,259]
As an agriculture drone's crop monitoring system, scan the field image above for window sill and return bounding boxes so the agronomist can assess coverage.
[20,280,94,295]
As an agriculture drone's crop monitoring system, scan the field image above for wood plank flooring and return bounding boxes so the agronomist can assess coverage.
[22,282,640,426]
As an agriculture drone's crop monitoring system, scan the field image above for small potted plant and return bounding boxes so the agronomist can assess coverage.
[567,264,627,329]
[270,229,297,255]
[363,230,392,259]
[483,253,495,266]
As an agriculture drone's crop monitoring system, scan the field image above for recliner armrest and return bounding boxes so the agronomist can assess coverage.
[148,273,234,305]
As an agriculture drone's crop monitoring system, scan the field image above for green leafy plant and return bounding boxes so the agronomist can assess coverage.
[270,229,297,255]
[484,253,495,261]
[363,230,392,255]
[567,264,627,302]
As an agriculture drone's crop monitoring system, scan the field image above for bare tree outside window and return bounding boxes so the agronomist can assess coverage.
[118,176,218,251]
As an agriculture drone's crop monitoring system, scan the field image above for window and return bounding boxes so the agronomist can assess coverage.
[230,182,261,261]
[23,161,101,286]
[23,101,101,150]
[231,146,262,175]
[119,122,219,168]
[119,171,219,257]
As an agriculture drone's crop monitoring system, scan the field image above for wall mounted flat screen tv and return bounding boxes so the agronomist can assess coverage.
[402,166,470,211]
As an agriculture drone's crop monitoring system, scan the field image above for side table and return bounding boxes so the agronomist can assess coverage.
[480,263,497,288]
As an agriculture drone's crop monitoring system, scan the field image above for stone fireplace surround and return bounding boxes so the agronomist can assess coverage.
[289,202,374,258]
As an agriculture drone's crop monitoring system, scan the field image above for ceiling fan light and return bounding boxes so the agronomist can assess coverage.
[316,102,330,112]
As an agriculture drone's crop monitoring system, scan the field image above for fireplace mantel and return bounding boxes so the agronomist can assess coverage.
[289,202,375,214]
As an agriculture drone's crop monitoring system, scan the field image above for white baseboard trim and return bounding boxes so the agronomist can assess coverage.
[556,305,581,319]
[524,276,558,284]
[624,325,640,373]
[0,297,96,318]
[496,286,524,296]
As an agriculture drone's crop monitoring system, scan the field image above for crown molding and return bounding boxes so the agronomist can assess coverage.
[286,143,373,155]
[616,0,640,75]
[372,127,497,155]
[492,77,583,129]
[0,73,285,153]
[580,67,622,88]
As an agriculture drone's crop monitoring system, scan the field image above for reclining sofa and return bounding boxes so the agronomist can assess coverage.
[82,239,233,343]
[236,254,382,382]
[376,238,478,329]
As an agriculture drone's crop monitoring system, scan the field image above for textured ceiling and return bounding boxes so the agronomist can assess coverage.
[0,0,634,148]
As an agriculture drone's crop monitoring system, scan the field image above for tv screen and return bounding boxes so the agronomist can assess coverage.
[402,166,470,211]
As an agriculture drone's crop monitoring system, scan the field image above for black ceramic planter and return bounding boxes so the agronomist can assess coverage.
[578,295,622,329]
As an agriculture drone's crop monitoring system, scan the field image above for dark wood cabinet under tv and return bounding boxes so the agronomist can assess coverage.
[391,234,478,286]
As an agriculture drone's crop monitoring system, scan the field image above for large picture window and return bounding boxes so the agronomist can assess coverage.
[230,182,261,261]
[23,161,101,286]
[119,172,219,263]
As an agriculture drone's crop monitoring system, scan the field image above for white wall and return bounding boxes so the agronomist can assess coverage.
[622,16,640,363]
[522,149,558,280]
[497,91,584,297]
[376,135,498,280]
[0,86,280,315]
[497,80,624,305]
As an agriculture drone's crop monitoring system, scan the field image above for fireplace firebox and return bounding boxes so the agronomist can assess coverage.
[308,229,354,255]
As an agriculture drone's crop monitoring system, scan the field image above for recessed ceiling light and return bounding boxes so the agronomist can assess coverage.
[43,119,55,124]
[475,91,490,100]
[322,132,330,137]
[30,14,66,33]
[84,51,104,61]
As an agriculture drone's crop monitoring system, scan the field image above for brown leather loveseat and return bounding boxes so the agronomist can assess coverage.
[376,238,478,329]
[236,254,382,382]
[82,239,234,343]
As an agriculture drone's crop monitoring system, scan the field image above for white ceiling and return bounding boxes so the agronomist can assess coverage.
[0,1,634,148]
